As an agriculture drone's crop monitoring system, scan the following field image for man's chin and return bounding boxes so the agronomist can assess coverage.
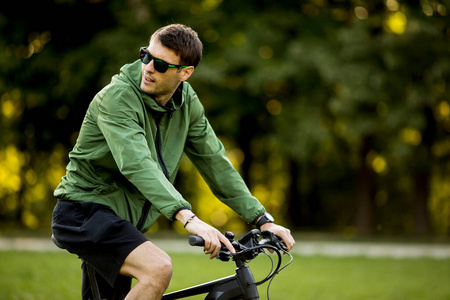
[140,83,153,95]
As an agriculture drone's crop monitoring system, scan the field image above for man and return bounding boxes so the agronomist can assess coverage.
[52,24,295,300]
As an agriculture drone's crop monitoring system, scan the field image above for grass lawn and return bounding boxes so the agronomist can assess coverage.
[1,250,449,300]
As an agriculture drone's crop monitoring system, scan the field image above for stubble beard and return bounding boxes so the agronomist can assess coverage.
[141,71,180,104]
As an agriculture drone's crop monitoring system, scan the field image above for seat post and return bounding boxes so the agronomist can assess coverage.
[51,235,103,300]
[85,262,102,300]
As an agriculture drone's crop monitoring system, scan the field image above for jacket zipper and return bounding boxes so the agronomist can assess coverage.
[155,113,170,180]
[137,112,169,231]
[136,200,151,231]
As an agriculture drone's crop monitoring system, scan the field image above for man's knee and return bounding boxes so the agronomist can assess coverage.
[136,249,172,296]
[150,251,173,283]
[120,241,173,286]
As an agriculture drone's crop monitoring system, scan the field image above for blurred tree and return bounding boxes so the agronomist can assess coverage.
[0,0,449,236]
[0,0,118,227]
[270,0,450,234]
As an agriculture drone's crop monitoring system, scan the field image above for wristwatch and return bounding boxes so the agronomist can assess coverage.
[255,212,274,229]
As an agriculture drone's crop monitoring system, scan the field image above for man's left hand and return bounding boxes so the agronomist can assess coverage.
[259,223,295,252]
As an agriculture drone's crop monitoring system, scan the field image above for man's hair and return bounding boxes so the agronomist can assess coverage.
[150,24,203,68]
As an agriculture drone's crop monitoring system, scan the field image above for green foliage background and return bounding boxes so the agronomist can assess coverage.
[0,0,450,236]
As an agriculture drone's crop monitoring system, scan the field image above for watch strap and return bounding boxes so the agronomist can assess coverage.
[256,214,274,228]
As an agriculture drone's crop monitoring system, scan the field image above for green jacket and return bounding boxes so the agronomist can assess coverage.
[54,60,265,232]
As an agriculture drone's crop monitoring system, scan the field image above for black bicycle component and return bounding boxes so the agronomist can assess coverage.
[52,234,103,300]
[260,230,288,252]
[237,229,260,247]
[188,231,236,262]
[225,231,235,242]
[188,235,205,247]
[163,229,292,299]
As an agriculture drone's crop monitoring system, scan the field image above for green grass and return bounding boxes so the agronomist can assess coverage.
[1,250,450,300]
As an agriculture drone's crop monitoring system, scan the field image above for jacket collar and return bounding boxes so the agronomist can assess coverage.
[150,82,183,117]
[119,60,185,115]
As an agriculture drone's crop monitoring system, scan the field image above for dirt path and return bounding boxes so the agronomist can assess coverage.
[1,237,450,259]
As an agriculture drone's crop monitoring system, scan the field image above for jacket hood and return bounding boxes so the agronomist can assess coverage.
[115,60,184,115]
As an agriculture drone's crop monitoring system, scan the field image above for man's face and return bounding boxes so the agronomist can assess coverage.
[140,39,184,105]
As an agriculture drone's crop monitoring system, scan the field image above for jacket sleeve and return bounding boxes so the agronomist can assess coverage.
[183,93,266,224]
[96,88,191,220]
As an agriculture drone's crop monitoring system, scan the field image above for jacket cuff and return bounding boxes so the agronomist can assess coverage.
[172,206,192,221]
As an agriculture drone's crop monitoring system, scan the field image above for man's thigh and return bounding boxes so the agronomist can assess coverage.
[118,240,173,299]
[119,240,172,279]
[52,200,148,286]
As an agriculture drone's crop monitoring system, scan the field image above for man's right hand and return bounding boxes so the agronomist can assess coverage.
[175,210,235,259]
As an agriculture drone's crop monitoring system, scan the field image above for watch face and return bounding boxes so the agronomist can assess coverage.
[265,213,274,222]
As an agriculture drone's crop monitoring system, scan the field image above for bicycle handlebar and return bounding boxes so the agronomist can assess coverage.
[188,235,206,247]
[188,229,287,262]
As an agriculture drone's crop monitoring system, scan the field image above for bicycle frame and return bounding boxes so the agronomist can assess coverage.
[162,255,259,300]
[162,229,288,300]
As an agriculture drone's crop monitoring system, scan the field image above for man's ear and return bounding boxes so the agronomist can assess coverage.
[179,66,195,82]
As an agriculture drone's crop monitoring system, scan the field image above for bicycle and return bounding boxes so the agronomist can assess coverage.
[162,229,293,300]
[52,229,293,300]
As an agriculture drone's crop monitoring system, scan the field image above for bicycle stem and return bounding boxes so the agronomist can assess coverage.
[235,265,259,300]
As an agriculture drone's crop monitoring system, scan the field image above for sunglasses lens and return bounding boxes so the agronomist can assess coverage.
[140,49,169,73]
[153,60,169,73]
[139,48,172,73]
[140,49,151,64]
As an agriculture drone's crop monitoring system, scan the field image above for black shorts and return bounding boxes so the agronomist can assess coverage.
[51,200,148,288]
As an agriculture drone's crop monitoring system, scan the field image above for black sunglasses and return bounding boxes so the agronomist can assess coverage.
[139,47,189,73]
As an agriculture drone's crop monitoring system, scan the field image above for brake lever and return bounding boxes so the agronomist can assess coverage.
[260,230,288,251]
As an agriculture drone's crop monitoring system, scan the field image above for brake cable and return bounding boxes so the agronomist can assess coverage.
[266,249,294,300]
[243,244,294,300]
[250,245,282,285]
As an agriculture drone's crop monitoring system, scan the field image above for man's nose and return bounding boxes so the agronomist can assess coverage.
[144,59,155,72]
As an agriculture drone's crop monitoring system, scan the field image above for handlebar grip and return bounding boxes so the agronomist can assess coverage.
[188,235,205,247]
